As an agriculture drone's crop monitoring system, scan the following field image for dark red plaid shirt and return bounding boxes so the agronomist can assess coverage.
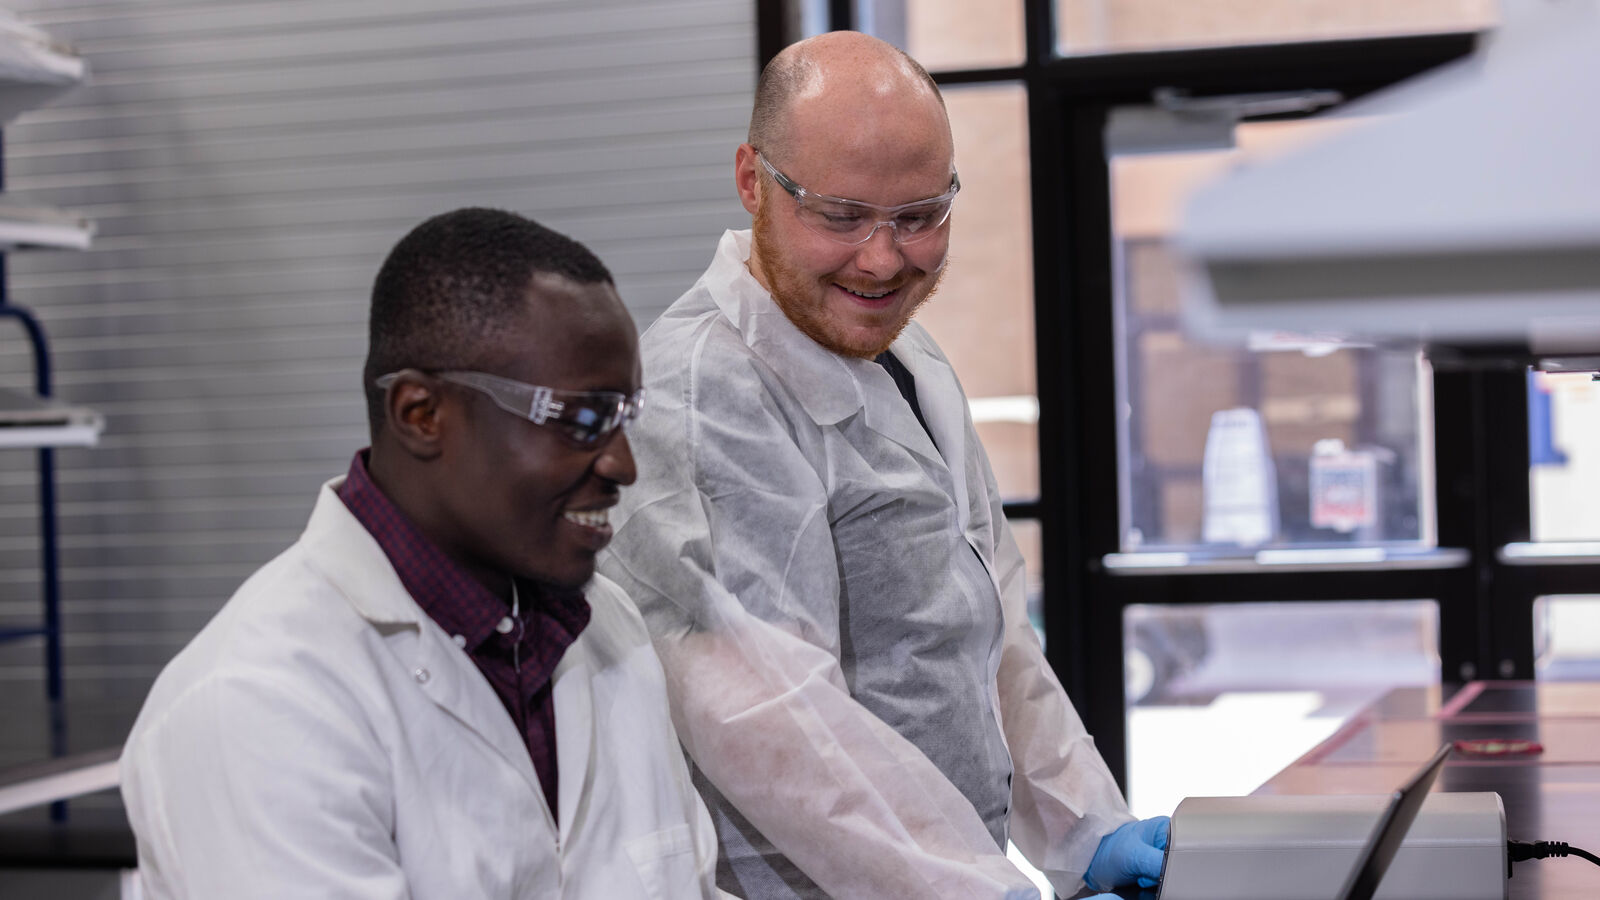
[336,450,590,814]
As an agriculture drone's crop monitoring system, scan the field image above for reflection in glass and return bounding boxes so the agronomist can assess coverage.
[1529,372,1600,542]
[1124,599,1440,817]
[1009,518,1044,645]
[1111,120,1433,554]
[1056,0,1495,57]
[1004,515,1049,897]
[1534,595,1600,681]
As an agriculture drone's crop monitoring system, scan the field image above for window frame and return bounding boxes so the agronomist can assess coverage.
[754,0,1596,790]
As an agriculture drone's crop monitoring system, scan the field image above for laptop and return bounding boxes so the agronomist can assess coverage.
[1333,741,1453,900]
[1153,741,1454,900]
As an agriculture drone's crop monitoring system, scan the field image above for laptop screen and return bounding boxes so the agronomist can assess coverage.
[1334,742,1454,900]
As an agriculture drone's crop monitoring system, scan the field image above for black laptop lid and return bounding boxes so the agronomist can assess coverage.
[1335,742,1454,900]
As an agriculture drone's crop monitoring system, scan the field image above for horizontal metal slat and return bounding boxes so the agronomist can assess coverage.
[11,168,734,246]
[40,3,748,77]
[0,0,754,711]
[23,0,677,44]
[24,30,750,122]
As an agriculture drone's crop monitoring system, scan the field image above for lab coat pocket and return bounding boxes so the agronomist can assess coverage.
[625,823,699,900]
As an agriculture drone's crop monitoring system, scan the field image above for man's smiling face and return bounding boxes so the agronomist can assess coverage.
[749,170,949,359]
[740,64,955,359]
[429,273,640,592]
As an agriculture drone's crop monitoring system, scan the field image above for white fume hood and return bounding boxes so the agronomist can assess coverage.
[1178,2,1600,360]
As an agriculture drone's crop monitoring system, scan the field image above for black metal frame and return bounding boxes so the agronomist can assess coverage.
[0,137,67,787]
[753,0,1599,790]
[0,128,70,830]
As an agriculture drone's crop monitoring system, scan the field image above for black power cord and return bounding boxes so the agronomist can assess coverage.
[1508,840,1600,877]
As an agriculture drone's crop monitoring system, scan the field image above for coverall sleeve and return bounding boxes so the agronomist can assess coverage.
[982,448,1137,896]
[120,671,409,900]
[603,346,1038,899]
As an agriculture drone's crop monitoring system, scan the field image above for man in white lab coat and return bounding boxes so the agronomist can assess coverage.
[121,208,722,899]
[599,32,1168,900]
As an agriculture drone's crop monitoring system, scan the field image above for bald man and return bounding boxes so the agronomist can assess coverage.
[600,33,1167,899]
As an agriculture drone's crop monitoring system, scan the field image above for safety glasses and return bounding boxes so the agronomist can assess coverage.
[758,152,959,246]
[376,370,644,448]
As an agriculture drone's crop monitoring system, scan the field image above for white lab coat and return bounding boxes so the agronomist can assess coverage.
[121,480,722,900]
[599,230,1134,899]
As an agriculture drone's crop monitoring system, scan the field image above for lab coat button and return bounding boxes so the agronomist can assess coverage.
[413,667,430,684]
[495,616,514,634]
[452,634,467,648]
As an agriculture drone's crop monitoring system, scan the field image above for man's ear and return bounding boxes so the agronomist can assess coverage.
[735,143,762,216]
[382,370,447,461]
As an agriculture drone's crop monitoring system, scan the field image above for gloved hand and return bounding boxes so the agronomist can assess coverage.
[1085,815,1170,891]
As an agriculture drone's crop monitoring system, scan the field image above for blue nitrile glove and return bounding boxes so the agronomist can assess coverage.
[1085,815,1171,891]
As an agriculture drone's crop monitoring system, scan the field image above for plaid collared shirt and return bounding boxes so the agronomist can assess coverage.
[336,450,590,814]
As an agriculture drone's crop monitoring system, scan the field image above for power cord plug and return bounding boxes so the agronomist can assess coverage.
[1507,839,1600,877]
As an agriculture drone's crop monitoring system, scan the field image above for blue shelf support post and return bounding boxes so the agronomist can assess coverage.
[0,259,69,821]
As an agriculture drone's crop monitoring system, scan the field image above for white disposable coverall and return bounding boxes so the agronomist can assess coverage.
[121,482,722,900]
[599,230,1135,899]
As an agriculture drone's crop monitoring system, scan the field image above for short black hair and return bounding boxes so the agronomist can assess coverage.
[362,207,613,431]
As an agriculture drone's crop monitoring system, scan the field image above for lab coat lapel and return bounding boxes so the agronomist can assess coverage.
[299,484,556,831]
[892,330,973,532]
[404,629,553,831]
[552,643,594,839]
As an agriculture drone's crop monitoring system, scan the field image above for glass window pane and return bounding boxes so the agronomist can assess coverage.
[1111,119,1433,553]
[1529,372,1600,542]
[1534,595,1600,680]
[855,0,1026,70]
[1009,518,1045,643]
[1001,516,1052,898]
[1125,599,1440,817]
[917,83,1038,502]
[1056,0,1495,56]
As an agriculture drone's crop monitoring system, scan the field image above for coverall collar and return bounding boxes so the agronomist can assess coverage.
[710,229,947,465]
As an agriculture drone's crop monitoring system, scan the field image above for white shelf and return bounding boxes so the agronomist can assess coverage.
[1498,541,1600,566]
[0,197,92,249]
[1103,546,1470,575]
[0,9,85,125]
[0,387,103,448]
[0,746,120,816]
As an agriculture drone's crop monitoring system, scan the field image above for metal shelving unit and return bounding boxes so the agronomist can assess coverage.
[0,11,98,782]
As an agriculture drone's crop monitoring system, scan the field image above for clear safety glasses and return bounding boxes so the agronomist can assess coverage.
[758,153,960,246]
[376,370,644,448]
